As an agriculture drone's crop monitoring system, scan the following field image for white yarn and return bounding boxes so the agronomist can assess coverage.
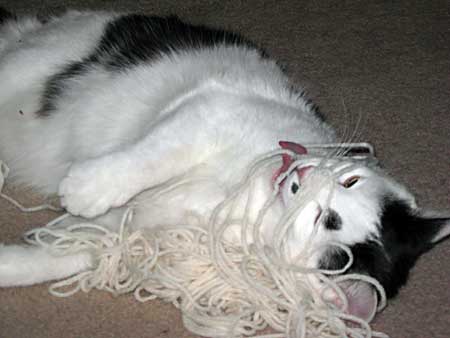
[0,160,61,213]
[0,149,389,338]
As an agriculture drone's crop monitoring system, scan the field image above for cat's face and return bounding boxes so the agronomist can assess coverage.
[276,152,450,320]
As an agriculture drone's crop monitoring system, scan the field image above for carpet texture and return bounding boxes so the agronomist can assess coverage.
[0,1,449,337]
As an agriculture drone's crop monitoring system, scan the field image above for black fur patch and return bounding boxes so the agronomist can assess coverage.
[319,241,391,294]
[90,15,266,71]
[39,14,267,116]
[293,88,326,121]
[319,198,446,298]
[310,104,326,122]
[375,198,447,296]
[323,208,342,230]
[0,7,15,25]
[40,62,90,115]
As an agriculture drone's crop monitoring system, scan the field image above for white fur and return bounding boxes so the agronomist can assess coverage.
[0,11,428,288]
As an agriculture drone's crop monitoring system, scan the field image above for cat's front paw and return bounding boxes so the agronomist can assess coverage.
[58,158,134,218]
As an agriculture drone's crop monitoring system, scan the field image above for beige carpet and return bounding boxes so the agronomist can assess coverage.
[1,1,449,337]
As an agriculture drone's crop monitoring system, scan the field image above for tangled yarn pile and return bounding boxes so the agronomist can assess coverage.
[0,148,388,338]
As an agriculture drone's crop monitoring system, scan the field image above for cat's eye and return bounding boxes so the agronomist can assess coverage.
[291,181,299,194]
[281,172,301,204]
[341,175,360,188]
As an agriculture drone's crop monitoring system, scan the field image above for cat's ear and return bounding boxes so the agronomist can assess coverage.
[423,214,450,244]
[411,208,450,245]
[381,200,450,249]
[324,280,378,322]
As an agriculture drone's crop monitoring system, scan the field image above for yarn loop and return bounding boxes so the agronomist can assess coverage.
[0,146,389,338]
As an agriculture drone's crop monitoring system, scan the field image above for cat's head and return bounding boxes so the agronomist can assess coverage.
[274,143,450,321]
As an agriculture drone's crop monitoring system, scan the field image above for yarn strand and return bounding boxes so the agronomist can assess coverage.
[0,146,389,338]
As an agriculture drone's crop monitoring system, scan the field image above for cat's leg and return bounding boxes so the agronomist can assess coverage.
[59,107,215,218]
[0,244,92,287]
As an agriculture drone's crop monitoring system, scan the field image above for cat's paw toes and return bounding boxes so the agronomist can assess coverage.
[58,162,130,218]
[59,190,112,218]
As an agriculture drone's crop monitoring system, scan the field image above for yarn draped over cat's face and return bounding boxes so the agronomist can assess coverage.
[269,144,450,320]
[1,9,449,336]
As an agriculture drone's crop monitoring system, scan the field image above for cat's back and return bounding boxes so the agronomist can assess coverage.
[0,10,309,126]
[0,11,112,99]
[0,10,333,193]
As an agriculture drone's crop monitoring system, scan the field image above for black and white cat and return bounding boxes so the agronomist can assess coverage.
[0,9,449,321]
